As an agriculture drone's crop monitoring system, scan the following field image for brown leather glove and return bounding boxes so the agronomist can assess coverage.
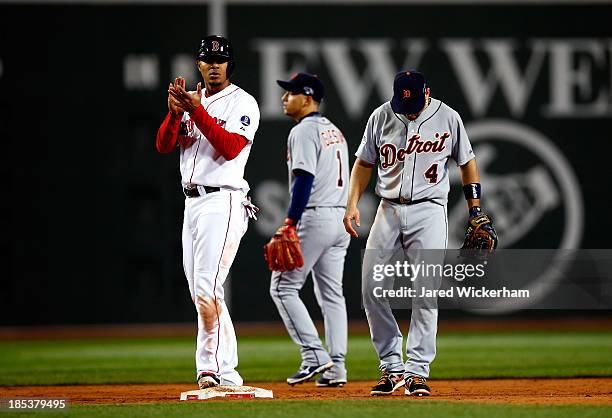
[263,218,304,272]
[461,212,499,251]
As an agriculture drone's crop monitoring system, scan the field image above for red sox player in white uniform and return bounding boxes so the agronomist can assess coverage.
[156,36,260,389]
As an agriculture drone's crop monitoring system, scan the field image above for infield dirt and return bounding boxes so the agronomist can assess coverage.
[2,378,611,406]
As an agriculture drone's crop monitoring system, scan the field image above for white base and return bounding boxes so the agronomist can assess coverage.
[180,385,274,401]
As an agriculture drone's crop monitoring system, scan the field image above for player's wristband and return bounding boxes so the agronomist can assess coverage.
[469,206,482,218]
[463,183,481,200]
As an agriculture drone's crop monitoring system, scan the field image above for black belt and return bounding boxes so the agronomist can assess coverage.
[383,197,429,205]
[183,185,221,198]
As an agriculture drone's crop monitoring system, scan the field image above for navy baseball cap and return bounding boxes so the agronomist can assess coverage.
[390,71,427,115]
[276,73,324,102]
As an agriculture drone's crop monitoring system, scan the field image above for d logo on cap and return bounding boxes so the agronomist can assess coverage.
[390,70,427,115]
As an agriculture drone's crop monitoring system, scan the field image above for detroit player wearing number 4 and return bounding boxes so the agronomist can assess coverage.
[156,36,260,389]
[269,73,351,387]
[344,71,491,396]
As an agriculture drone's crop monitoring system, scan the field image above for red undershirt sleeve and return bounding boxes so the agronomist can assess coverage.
[155,112,183,153]
[189,105,249,161]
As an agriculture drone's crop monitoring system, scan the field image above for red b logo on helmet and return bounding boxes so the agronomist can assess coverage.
[211,41,220,51]
[403,89,411,99]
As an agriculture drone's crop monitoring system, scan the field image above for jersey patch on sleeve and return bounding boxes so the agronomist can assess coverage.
[240,115,251,126]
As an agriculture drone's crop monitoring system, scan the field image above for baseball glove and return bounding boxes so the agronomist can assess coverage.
[461,212,499,251]
[263,223,304,272]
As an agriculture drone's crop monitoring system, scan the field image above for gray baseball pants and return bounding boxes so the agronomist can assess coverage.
[270,207,350,379]
[362,199,447,378]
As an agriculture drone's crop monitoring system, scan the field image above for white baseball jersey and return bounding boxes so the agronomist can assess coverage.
[178,84,260,193]
[287,114,349,207]
[355,98,474,205]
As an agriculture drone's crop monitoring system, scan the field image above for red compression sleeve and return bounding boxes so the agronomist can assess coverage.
[189,105,249,160]
[156,112,183,153]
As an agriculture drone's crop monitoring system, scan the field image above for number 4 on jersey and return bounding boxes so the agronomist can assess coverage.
[424,163,438,184]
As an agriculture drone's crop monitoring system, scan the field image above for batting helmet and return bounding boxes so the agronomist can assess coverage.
[197,35,235,77]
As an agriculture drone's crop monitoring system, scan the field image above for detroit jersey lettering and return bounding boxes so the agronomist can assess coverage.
[178,84,260,192]
[355,98,474,205]
[287,115,349,207]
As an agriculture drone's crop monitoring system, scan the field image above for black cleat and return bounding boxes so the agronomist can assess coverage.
[405,375,431,397]
[315,376,347,387]
[370,370,405,396]
[287,361,334,386]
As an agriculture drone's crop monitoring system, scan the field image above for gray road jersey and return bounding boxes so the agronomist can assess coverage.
[287,114,349,207]
[355,98,475,206]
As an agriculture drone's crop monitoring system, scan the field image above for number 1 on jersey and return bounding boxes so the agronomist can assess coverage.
[336,149,343,188]
[424,163,438,184]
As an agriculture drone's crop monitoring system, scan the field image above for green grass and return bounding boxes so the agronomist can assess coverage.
[0,331,611,386]
[1,332,610,418]
[3,401,612,418]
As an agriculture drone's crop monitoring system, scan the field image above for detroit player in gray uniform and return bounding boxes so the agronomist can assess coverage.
[344,71,486,396]
[269,73,350,387]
